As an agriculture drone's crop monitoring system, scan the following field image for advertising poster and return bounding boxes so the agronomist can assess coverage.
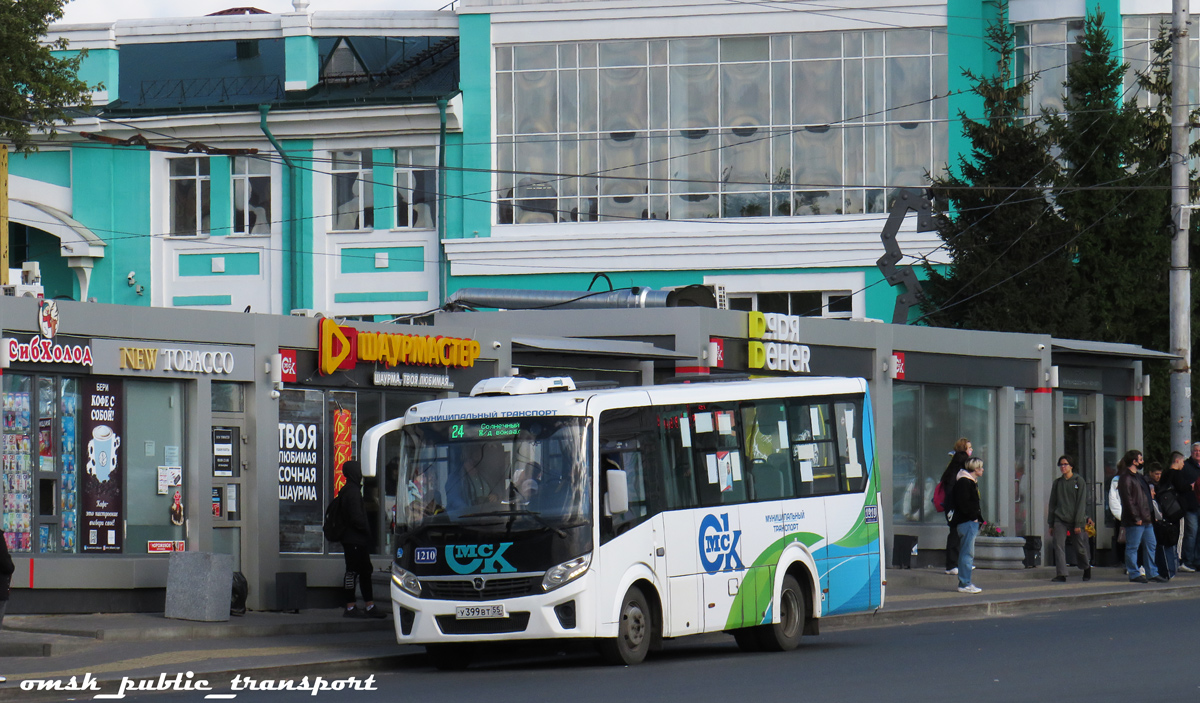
[81,378,124,553]
[278,389,324,553]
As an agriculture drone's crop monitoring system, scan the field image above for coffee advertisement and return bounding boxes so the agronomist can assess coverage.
[278,389,324,553]
[81,378,124,553]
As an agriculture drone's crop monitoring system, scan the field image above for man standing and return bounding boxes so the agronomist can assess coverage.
[1117,450,1165,583]
[1048,455,1092,582]
[1178,443,1200,572]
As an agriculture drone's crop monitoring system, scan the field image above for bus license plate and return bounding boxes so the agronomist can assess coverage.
[456,604,507,619]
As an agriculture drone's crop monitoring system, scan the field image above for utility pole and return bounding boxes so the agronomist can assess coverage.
[0,144,7,286]
[1170,0,1192,453]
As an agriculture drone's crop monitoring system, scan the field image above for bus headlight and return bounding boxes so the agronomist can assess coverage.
[391,562,422,597]
[542,553,591,592]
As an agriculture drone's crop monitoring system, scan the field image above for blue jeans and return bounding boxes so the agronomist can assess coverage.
[1181,510,1200,568]
[1124,523,1159,579]
[956,521,980,588]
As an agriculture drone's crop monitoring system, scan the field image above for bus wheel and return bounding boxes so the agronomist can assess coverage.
[757,574,806,652]
[599,585,651,665]
[426,643,474,670]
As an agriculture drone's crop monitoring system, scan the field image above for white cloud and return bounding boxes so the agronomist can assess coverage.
[59,0,449,24]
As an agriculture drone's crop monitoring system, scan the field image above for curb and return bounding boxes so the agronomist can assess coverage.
[1,617,392,643]
[824,583,1200,631]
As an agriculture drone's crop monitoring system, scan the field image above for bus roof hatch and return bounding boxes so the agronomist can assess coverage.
[469,376,577,396]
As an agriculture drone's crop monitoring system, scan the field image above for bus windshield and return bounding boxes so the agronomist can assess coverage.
[397,417,592,534]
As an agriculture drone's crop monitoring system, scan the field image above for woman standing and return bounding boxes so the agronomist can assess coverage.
[938,438,972,575]
[952,457,984,594]
[1047,454,1092,582]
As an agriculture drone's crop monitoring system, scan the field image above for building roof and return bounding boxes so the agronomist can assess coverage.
[104,34,458,116]
[1051,338,1180,361]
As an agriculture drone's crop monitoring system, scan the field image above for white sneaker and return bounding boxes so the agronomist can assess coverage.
[945,567,959,575]
[1179,564,1196,573]
[957,584,982,594]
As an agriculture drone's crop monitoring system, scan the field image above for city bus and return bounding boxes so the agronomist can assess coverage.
[361,375,884,668]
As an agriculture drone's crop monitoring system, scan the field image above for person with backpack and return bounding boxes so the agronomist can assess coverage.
[937,439,972,575]
[1149,460,1184,580]
[332,460,387,618]
[1047,454,1092,582]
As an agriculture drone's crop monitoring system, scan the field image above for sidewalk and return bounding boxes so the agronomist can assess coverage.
[1,564,1197,698]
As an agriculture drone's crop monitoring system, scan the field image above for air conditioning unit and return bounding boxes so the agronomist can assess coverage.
[289,309,322,318]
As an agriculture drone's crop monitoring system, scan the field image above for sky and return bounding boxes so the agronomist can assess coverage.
[58,0,450,25]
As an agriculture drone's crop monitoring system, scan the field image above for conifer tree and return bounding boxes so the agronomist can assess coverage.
[921,14,1080,334]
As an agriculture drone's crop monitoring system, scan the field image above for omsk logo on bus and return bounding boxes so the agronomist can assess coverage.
[699,513,744,574]
[446,543,517,574]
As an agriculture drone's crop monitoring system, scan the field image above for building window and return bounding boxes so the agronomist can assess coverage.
[393,147,438,229]
[495,29,948,224]
[727,290,854,318]
[169,157,210,236]
[232,156,271,235]
[1014,20,1085,115]
[331,151,373,231]
[892,384,997,526]
[1122,15,1200,109]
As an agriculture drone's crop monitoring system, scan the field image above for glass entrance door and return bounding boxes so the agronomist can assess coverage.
[1013,423,1032,537]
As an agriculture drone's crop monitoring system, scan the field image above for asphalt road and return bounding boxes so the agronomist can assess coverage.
[104,599,1200,703]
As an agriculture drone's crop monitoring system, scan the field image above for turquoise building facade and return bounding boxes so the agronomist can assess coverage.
[13,0,1170,322]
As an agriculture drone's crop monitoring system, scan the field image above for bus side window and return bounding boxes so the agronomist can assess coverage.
[787,400,840,496]
[600,407,659,543]
[689,404,745,507]
[657,407,698,510]
[835,400,866,493]
[741,401,792,501]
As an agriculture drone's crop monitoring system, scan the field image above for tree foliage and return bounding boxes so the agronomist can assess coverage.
[922,9,1200,458]
[0,0,93,153]
[920,17,1083,336]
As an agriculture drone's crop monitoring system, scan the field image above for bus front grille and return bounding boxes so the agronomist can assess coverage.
[422,576,542,601]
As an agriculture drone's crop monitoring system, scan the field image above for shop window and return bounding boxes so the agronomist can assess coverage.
[169,157,211,236]
[393,147,438,229]
[232,156,272,235]
[124,381,186,554]
[331,151,374,231]
[892,383,997,525]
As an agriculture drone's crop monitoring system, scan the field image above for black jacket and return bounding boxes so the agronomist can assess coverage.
[337,461,373,547]
[0,530,14,601]
[939,451,970,522]
[951,474,982,526]
[1180,458,1200,512]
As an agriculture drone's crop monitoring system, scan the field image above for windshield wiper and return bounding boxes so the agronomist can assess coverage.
[459,508,567,538]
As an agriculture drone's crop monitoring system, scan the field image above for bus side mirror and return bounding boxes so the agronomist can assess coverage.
[606,469,629,515]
